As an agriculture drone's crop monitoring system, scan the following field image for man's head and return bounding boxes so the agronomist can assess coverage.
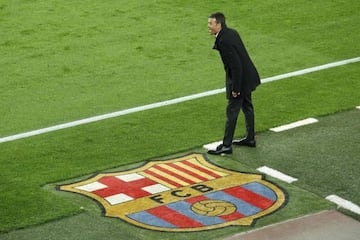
[208,12,226,35]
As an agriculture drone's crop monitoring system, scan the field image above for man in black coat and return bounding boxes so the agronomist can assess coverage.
[207,12,261,155]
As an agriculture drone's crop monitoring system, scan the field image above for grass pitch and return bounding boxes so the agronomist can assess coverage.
[0,0,359,238]
[2,109,359,239]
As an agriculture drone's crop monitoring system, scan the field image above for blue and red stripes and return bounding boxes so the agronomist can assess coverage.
[127,182,276,229]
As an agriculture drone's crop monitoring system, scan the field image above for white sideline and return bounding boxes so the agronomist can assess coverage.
[203,141,223,151]
[1,57,359,144]
[270,118,318,132]
[326,195,360,215]
[257,166,298,183]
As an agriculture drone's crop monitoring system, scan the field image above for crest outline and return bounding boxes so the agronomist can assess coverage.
[59,153,287,232]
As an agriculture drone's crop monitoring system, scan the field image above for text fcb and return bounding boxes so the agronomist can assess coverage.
[59,154,287,232]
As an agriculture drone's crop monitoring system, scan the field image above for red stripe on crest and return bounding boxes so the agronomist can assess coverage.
[147,206,203,228]
[223,186,274,209]
[182,160,222,178]
[167,163,209,181]
[153,165,196,185]
[143,169,182,188]
[221,211,245,221]
[185,195,208,204]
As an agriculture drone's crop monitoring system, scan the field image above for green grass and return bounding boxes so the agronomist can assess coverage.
[0,0,359,237]
[1,0,359,136]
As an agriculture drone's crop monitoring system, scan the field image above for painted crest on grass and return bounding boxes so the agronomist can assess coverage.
[59,154,287,232]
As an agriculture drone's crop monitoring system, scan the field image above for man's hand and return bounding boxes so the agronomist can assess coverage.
[232,91,240,98]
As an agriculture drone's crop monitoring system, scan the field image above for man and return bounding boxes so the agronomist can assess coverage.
[207,12,261,155]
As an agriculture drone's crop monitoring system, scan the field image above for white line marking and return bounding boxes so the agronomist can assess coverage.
[1,57,359,144]
[262,57,360,83]
[270,118,318,132]
[356,106,360,110]
[0,89,224,143]
[326,195,360,215]
[257,166,298,183]
[203,141,223,150]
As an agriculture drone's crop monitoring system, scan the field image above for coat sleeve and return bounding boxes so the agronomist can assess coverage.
[218,40,242,93]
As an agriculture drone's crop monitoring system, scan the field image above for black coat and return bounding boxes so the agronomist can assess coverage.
[213,26,260,98]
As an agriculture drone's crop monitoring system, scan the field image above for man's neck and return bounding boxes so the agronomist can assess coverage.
[215,27,223,37]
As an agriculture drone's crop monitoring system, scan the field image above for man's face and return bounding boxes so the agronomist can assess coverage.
[208,18,221,35]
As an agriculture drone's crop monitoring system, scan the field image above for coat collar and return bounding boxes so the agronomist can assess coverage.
[212,26,226,50]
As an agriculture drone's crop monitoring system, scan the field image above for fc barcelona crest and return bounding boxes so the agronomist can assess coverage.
[59,154,287,232]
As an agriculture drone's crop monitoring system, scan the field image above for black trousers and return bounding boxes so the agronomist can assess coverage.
[223,93,255,146]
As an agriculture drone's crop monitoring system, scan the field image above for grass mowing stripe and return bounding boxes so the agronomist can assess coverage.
[325,195,360,215]
[0,57,359,144]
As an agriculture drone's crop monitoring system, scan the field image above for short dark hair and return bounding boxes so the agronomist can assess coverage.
[209,12,226,27]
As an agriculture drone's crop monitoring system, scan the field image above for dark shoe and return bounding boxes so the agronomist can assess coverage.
[207,144,232,155]
[232,138,256,147]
